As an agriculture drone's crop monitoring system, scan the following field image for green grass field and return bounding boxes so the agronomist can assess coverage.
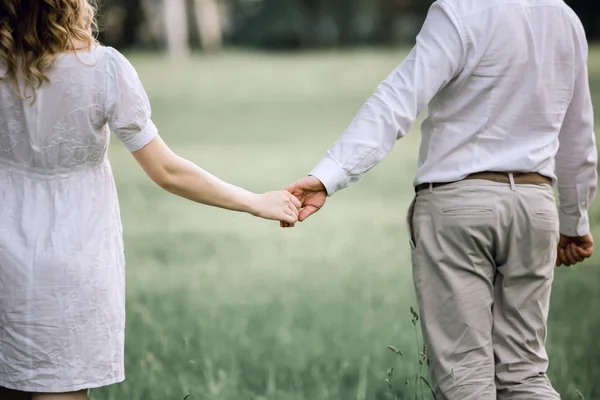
[92,49,600,400]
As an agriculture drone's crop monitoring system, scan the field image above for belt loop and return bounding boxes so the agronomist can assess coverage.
[508,173,516,191]
[428,183,434,193]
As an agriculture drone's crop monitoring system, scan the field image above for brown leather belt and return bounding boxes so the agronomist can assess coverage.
[415,172,552,193]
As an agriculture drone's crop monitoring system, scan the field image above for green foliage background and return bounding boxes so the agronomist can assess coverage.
[89,49,600,400]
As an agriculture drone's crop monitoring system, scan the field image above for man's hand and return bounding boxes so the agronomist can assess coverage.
[556,233,594,267]
[280,176,328,228]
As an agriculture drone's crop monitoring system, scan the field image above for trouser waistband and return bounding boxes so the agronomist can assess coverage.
[415,172,552,193]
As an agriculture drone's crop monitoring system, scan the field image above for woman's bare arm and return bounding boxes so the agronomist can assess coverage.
[131,136,300,224]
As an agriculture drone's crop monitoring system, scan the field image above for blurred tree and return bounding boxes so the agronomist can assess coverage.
[193,0,225,52]
[566,0,600,39]
[164,0,190,58]
[317,0,359,46]
[98,0,226,54]
[139,0,165,47]
[121,0,144,46]
[96,0,598,50]
[377,0,433,45]
[97,0,144,47]
[229,0,312,49]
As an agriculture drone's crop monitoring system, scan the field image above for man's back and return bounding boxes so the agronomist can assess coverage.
[420,0,589,185]
[310,0,595,238]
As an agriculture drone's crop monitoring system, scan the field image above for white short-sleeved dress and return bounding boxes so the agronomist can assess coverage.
[0,46,157,392]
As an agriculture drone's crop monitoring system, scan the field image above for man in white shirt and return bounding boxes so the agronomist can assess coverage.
[284,0,597,398]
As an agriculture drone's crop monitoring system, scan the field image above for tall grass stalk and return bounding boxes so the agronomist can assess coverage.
[387,307,437,400]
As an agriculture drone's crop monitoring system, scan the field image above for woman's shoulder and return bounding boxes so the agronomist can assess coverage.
[59,45,132,69]
[99,45,124,60]
[98,46,139,75]
[48,45,113,70]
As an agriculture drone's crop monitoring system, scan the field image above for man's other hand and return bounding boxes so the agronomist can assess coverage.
[556,233,594,267]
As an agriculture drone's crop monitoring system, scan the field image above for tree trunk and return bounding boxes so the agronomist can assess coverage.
[121,0,144,47]
[336,0,356,46]
[138,0,164,47]
[377,0,396,45]
[193,0,224,53]
[164,0,190,58]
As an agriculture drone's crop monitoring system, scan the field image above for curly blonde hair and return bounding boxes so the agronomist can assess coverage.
[0,0,98,101]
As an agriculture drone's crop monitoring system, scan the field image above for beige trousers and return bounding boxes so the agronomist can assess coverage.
[408,179,561,400]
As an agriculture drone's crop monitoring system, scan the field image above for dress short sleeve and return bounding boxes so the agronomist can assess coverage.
[104,47,158,152]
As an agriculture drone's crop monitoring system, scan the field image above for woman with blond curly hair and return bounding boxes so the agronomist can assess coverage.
[0,1,301,399]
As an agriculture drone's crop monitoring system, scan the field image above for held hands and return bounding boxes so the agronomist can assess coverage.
[556,233,594,267]
[251,176,327,228]
[251,191,302,225]
[280,176,328,228]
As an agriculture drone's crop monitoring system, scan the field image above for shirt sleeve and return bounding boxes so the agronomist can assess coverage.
[555,51,598,237]
[310,1,466,196]
[104,47,158,152]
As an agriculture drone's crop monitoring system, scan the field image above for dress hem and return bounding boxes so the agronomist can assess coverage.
[0,374,125,393]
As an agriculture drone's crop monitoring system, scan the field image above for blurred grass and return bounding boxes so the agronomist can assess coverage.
[92,49,600,400]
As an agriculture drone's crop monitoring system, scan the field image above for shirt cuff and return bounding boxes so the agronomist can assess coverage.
[559,209,590,237]
[309,156,349,197]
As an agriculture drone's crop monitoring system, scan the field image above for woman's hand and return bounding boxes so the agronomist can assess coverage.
[250,191,302,225]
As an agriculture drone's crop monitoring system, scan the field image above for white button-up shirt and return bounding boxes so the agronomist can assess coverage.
[310,0,597,237]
